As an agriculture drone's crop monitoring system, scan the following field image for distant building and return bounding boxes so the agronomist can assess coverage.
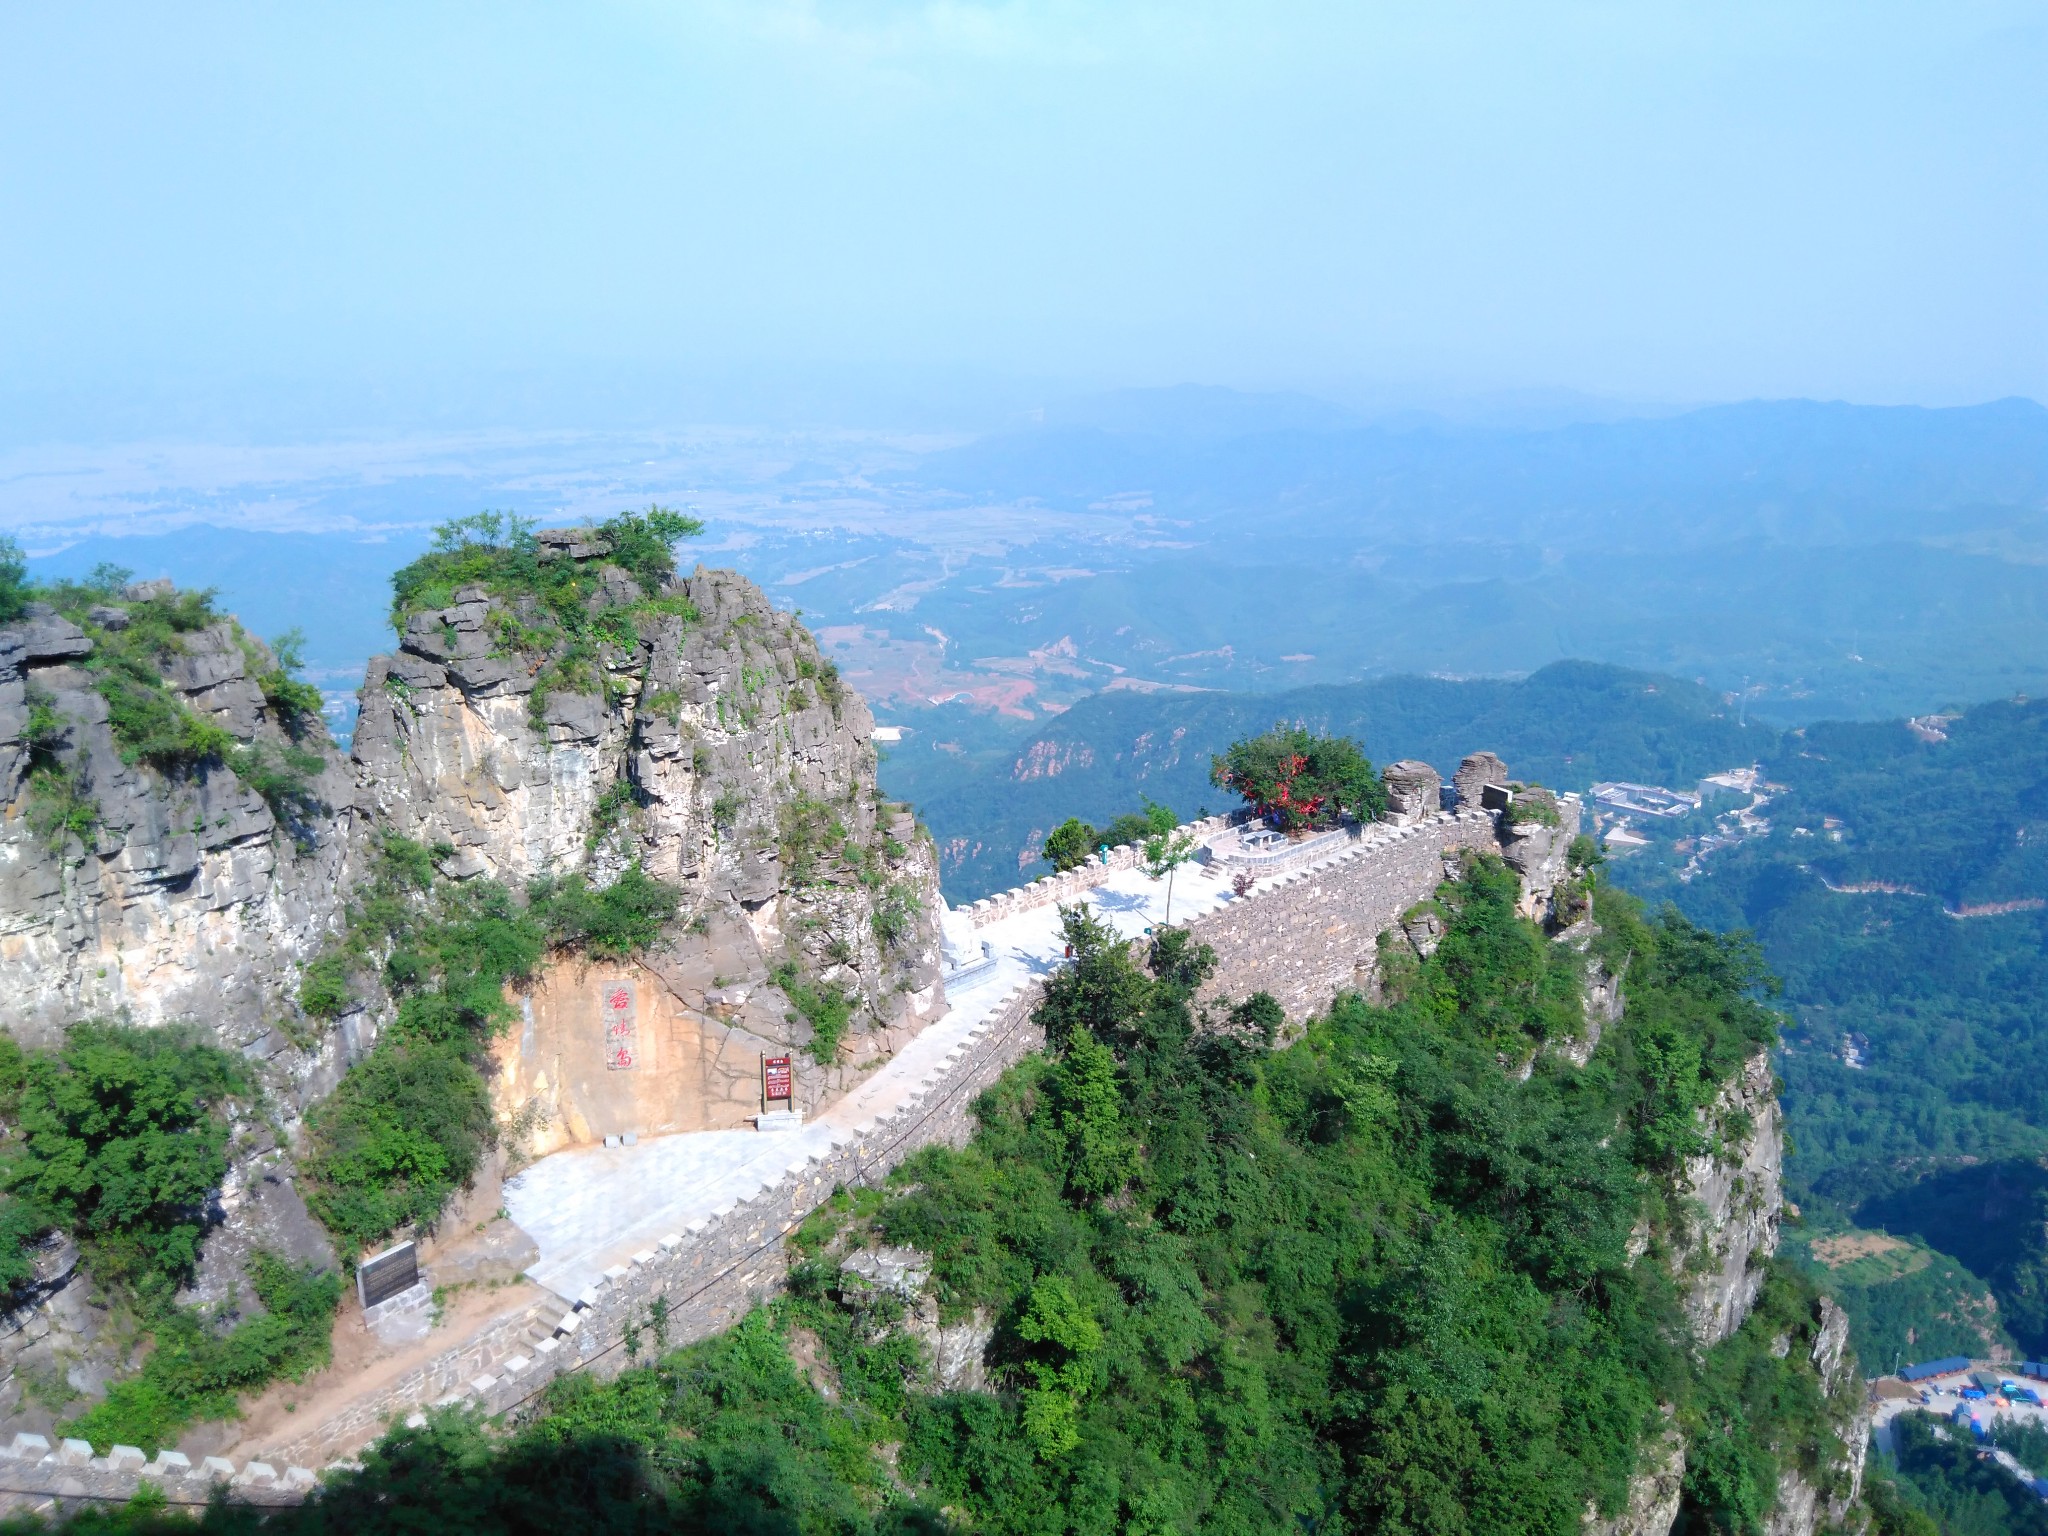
[1590,781,1698,819]
[1901,1355,1972,1382]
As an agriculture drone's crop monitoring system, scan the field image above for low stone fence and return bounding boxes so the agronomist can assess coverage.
[1199,824,1355,879]
[0,1433,316,1514]
[958,813,1241,927]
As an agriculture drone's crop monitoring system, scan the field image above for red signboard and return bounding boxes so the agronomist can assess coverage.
[763,1055,793,1103]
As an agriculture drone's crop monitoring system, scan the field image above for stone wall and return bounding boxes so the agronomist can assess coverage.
[1187,810,1501,1021]
[0,1432,321,1515]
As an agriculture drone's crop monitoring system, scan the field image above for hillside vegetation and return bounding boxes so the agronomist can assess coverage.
[1630,696,2048,1357]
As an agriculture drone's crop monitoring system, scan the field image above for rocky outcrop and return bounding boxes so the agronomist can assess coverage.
[1762,1297,1869,1536]
[0,600,352,1050]
[1452,750,1510,809]
[1586,1414,1687,1536]
[1675,1049,1784,1346]
[1497,784,1579,921]
[1381,760,1442,824]
[349,554,946,1138]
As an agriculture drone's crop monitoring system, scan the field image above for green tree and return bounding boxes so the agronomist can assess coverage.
[7,1023,247,1304]
[1015,1275,1103,1458]
[1210,723,1388,832]
[1049,1032,1133,1199]
[1139,799,1199,924]
[1036,903,1152,1054]
[0,534,28,622]
[1042,817,1097,873]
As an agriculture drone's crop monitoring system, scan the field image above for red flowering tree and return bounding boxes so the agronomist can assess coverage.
[1209,725,1387,834]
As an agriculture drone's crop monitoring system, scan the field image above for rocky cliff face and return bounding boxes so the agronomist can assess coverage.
[0,586,351,1425]
[1677,1049,1785,1346]
[0,595,351,1051]
[1761,1298,1870,1536]
[1585,1054,1869,1536]
[349,554,945,1092]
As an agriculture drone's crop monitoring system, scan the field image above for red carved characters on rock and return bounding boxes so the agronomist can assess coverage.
[603,981,637,1070]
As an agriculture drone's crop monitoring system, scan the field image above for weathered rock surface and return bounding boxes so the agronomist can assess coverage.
[1676,1049,1784,1346]
[1381,759,1442,824]
[1585,1414,1686,1536]
[1761,1297,1869,1536]
[348,556,946,1148]
[1498,784,1579,920]
[0,609,352,1047]
[1452,750,1511,809]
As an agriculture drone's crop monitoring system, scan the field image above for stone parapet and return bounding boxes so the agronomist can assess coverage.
[0,1434,316,1515]
[1189,810,1501,1021]
[961,814,1241,927]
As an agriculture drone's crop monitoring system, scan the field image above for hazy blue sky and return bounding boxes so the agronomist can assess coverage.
[3,1,2042,430]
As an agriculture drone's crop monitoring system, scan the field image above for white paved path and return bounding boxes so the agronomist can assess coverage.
[504,842,1273,1298]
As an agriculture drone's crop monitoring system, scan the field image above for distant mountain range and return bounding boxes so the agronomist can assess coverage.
[20,394,2048,728]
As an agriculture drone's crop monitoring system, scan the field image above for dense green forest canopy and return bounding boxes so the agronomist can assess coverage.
[13,863,1856,1535]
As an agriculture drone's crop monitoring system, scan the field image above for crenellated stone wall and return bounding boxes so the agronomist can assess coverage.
[955,813,1240,927]
[1187,809,1500,1021]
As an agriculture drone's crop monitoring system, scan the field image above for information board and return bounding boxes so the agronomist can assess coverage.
[763,1055,793,1103]
[358,1240,419,1309]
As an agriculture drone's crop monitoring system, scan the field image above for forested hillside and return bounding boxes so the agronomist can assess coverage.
[898,666,2048,1400]
[1623,697,2048,1368]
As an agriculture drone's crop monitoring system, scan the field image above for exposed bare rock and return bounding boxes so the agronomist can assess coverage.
[914,1303,995,1394]
[839,1246,929,1299]
[1761,1297,1869,1536]
[1584,1413,1686,1536]
[1381,760,1442,824]
[1498,785,1582,921]
[0,610,352,1049]
[1401,904,1444,958]
[1552,949,1624,1067]
[1453,750,1511,809]
[1675,1049,1783,1345]
[348,554,947,1151]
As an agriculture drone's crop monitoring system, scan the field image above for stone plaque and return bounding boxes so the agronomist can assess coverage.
[358,1241,419,1309]
[603,980,637,1070]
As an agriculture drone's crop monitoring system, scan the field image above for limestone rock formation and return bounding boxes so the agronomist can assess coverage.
[1380,759,1441,824]
[1761,1297,1870,1536]
[348,550,946,1145]
[1585,1414,1687,1536]
[0,599,352,1049]
[1676,1049,1784,1346]
[1497,783,1579,921]
[1452,750,1510,809]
